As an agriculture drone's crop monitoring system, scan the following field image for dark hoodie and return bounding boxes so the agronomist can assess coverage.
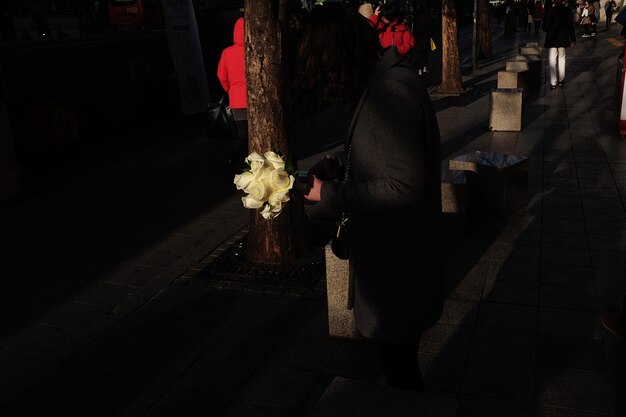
[217,17,247,108]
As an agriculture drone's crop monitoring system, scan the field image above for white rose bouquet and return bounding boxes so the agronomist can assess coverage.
[233,151,296,219]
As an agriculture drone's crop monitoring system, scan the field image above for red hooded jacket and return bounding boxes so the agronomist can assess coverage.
[217,18,247,109]
[369,14,415,56]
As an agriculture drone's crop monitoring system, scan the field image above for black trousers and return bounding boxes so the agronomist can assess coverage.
[375,336,424,392]
[229,116,248,171]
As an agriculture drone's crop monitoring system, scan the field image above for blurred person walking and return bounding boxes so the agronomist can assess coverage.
[605,0,617,27]
[592,0,600,33]
[217,17,248,171]
[533,0,545,33]
[543,0,576,88]
[580,1,594,37]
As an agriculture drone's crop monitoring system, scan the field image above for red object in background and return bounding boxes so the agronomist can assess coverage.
[619,43,626,136]
[108,0,144,31]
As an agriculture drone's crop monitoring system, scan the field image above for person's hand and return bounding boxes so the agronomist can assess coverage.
[374,6,380,15]
[303,175,323,202]
[308,154,341,181]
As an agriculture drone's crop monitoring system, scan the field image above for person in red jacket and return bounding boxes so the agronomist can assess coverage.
[369,4,415,56]
[217,17,248,170]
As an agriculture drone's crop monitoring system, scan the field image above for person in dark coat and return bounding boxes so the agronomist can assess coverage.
[297,3,444,391]
[542,0,576,89]
[217,17,248,169]
[411,8,434,75]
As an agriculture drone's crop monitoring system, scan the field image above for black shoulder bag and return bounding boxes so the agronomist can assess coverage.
[207,95,238,140]
[330,88,370,260]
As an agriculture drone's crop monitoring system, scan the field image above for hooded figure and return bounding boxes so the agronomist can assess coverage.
[217,17,247,109]
[217,17,248,170]
[369,4,415,55]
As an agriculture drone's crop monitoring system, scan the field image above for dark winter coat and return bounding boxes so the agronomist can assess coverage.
[413,13,434,51]
[542,4,576,47]
[320,48,444,342]
[217,18,247,109]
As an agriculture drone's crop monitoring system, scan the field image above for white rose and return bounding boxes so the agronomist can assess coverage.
[260,204,277,219]
[249,180,269,202]
[242,195,264,209]
[270,169,295,192]
[264,151,285,170]
[233,171,255,192]
[246,152,266,174]
[268,190,290,208]
[255,165,274,182]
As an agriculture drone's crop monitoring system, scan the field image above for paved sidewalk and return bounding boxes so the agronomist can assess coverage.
[1,23,626,417]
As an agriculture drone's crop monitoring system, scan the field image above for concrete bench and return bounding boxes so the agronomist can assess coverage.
[449,151,529,217]
[489,88,523,132]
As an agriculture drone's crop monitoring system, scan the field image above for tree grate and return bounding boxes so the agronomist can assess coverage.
[197,221,336,291]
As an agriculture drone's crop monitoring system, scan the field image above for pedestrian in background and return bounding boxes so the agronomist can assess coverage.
[543,0,576,88]
[605,0,617,27]
[411,8,434,75]
[505,0,517,37]
[297,3,444,392]
[217,17,248,171]
[370,3,415,55]
[533,0,545,33]
[580,1,593,37]
[526,0,535,32]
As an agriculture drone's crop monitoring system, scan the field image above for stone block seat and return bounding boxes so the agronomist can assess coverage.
[506,56,541,91]
[449,151,529,217]
[497,70,531,96]
[489,88,523,132]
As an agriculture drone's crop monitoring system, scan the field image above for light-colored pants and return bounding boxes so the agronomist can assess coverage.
[548,47,566,86]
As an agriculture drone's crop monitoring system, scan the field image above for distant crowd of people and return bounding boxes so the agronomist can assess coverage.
[496,0,545,35]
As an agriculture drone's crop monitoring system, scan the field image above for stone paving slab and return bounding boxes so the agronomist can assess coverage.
[310,377,457,417]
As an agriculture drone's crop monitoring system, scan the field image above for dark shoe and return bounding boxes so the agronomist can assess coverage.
[550,84,557,89]
[558,81,564,86]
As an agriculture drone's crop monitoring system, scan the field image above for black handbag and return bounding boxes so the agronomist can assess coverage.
[207,95,238,140]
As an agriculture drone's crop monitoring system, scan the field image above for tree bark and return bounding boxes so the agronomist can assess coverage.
[478,0,493,60]
[244,0,309,264]
[440,0,463,95]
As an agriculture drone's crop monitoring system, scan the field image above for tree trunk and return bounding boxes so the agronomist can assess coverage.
[478,0,493,60]
[244,0,309,264]
[440,0,463,95]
